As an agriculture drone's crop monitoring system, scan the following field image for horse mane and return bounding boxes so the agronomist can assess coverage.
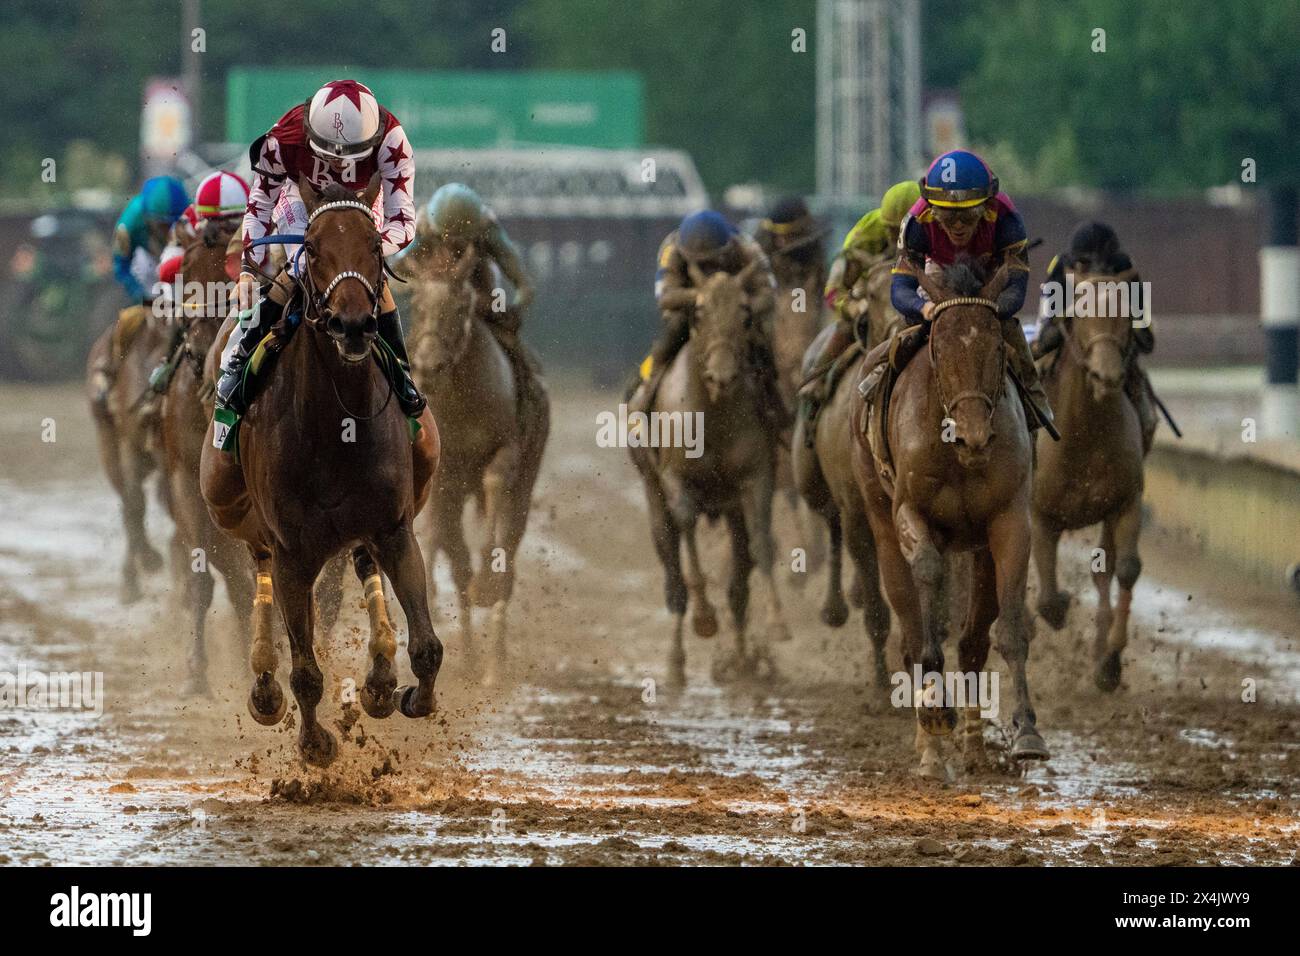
[939,258,988,297]
[316,182,357,204]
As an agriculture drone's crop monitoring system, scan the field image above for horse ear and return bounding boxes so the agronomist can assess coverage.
[916,269,947,305]
[980,264,1011,303]
[298,175,319,213]
[362,172,383,210]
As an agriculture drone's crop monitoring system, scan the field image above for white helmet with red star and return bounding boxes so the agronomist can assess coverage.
[194,170,250,220]
[306,80,382,162]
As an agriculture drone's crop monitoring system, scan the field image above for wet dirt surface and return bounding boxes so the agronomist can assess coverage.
[1,381,1297,866]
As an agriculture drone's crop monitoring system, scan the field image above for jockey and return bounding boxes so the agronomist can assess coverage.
[868,149,1053,430]
[90,175,190,405]
[148,171,250,393]
[214,79,424,418]
[799,180,920,414]
[753,195,828,292]
[1035,220,1156,443]
[395,182,536,339]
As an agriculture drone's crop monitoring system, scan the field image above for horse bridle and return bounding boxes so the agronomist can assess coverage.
[1063,270,1136,366]
[927,295,1005,426]
[299,199,385,326]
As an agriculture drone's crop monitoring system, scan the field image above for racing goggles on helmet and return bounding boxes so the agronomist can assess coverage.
[920,176,998,210]
[934,203,986,226]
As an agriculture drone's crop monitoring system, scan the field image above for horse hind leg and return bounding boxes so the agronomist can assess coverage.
[895,503,956,738]
[179,561,215,698]
[313,550,348,640]
[741,472,792,651]
[819,511,850,628]
[643,474,688,684]
[712,507,760,683]
[957,550,999,774]
[1097,498,1141,692]
[353,547,397,719]
[844,508,890,690]
[989,507,1049,763]
[246,555,287,727]
[1092,518,1117,676]
[373,524,443,719]
[680,516,719,640]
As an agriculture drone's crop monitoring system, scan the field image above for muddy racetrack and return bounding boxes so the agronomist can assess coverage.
[1,381,1297,865]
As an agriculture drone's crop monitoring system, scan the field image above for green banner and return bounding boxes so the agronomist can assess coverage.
[225,68,643,149]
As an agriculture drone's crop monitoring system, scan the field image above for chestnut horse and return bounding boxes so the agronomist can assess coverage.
[1032,269,1146,692]
[159,218,256,696]
[793,257,896,686]
[398,242,549,673]
[631,261,790,685]
[852,262,1048,779]
[86,304,170,603]
[200,177,441,766]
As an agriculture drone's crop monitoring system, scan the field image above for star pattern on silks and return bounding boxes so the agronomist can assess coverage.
[386,172,411,195]
[263,141,283,170]
[384,140,410,167]
[389,208,411,226]
[320,80,366,111]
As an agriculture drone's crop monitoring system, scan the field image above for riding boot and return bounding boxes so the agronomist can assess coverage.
[797,320,856,403]
[377,307,427,418]
[858,323,927,402]
[628,309,690,410]
[1003,318,1055,431]
[147,322,187,394]
[215,297,284,415]
[1126,359,1157,452]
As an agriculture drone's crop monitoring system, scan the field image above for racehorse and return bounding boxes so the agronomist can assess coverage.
[400,242,549,672]
[771,262,828,582]
[793,257,896,686]
[200,176,441,766]
[86,300,170,603]
[631,260,791,685]
[1031,268,1146,692]
[852,262,1048,779]
[159,218,256,696]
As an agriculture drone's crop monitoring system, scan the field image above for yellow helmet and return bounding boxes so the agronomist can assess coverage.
[880,181,921,229]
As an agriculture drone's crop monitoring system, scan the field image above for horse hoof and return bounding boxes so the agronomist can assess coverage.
[918,706,958,737]
[710,651,742,684]
[917,753,952,782]
[1037,591,1071,631]
[139,547,165,573]
[1095,651,1123,693]
[394,685,435,718]
[247,680,287,726]
[749,648,778,682]
[692,607,719,639]
[120,580,143,606]
[298,726,338,768]
[820,598,850,628]
[1011,730,1050,761]
[360,683,397,719]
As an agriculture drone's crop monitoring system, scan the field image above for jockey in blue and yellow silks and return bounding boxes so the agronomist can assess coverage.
[862,149,1053,431]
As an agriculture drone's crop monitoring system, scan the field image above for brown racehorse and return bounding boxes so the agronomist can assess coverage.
[399,242,550,673]
[1031,269,1146,692]
[200,177,441,766]
[771,262,828,583]
[852,262,1048,779]
[159,218,256,696]
[87,303,170,603]
[632,261,790,685]
[793,257,896,686]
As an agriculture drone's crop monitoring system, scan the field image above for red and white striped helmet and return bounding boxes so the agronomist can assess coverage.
[194,170,250,219]
[306,80,382,162]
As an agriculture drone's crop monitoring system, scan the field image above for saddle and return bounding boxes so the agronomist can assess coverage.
[859,324,930,495]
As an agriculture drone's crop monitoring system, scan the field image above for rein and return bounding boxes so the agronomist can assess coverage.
[1062,271,1135,367]
[927,296,1005,424]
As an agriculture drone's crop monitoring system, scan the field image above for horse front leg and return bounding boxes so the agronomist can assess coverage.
[352,547,397,719]
[246,553,287,726]
[275,550,334,766]
[712,507,759,682]
[1097,496,1142,692]
[373,523,443,718]
[180,559,215,698]
[641,473,688,685]
[741,470,791,650]
[1031,513,1070,630]
[894,502,955,739]
[988,503,1049,762]
[957,549,999,773]
[844,508,890,689]
[819,510,850,627]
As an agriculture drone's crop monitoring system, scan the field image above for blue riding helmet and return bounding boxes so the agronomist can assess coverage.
[919,150,998,209]
[677,210,736,261]
[140,176,190,223]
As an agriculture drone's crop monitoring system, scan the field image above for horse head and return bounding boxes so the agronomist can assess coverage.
[916,262,1011,467]
[298,173,385,363]
[687,258,757,403]
[409,243,478,375]
[1067,267,1137,401]
[178,217,240,362]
